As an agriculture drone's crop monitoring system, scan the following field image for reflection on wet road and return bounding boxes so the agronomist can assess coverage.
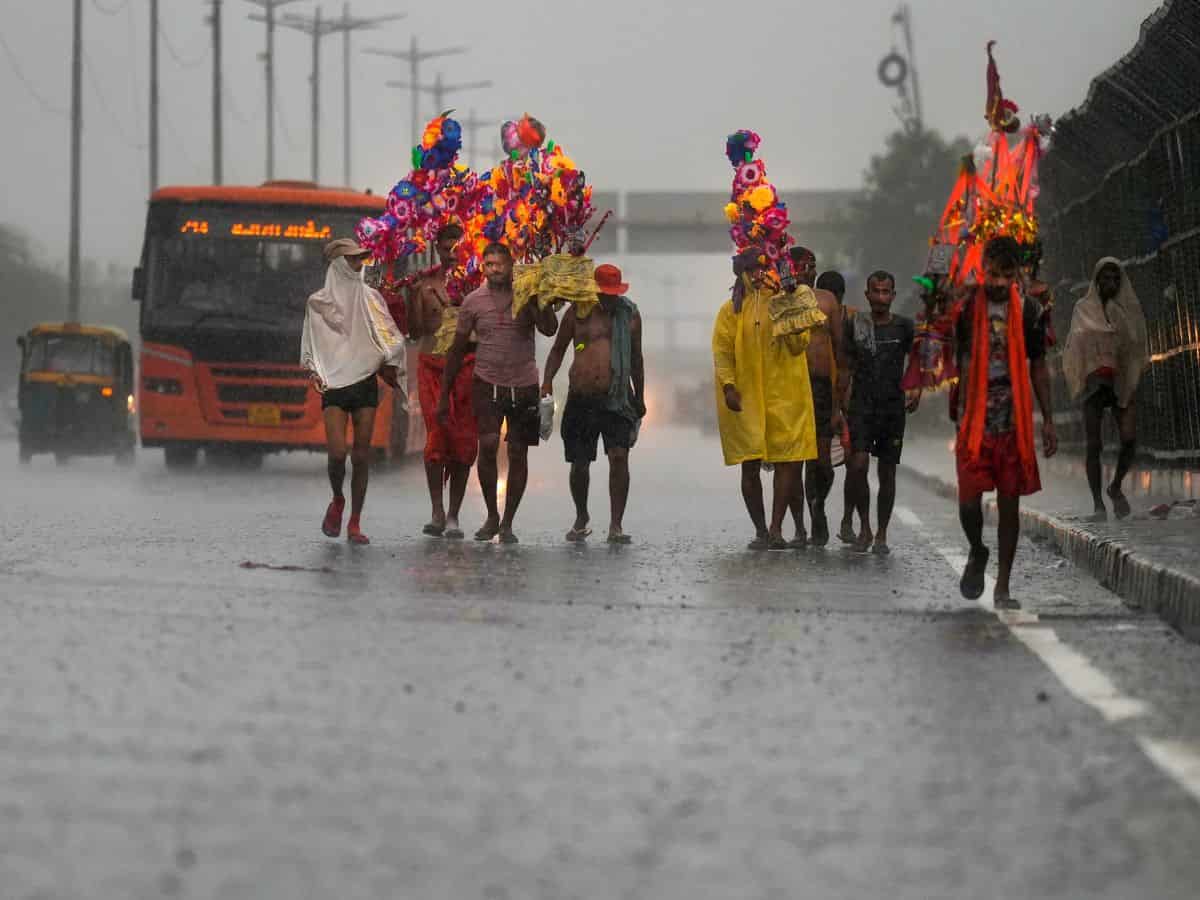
[2,427,1200,899]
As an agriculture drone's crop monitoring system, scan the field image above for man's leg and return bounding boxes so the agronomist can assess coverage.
[569,461,591,534]
[808,436,833,546]
[475,432,502,539]
[346,406,377,543]
[499,440,529,541]
[957,487,990,600]
[1108,403,1137,519]
[1084,393,1107,519]
[846,450,873,551]
[788,467,807,543]
[993,492,1020,608]
[873,461,897,554]
[741,460,768,548]
[424,460,447,532]
[445,462,471,536]
[607,447,631,541]
[770,462,799,548]
[321,406,349,536]
[839,465,856,543]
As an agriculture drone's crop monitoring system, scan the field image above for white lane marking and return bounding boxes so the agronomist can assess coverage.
[1138,738,1200,804]
[894,504,1200,801]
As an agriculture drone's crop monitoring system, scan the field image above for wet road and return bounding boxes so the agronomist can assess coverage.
[3,427,1200,899]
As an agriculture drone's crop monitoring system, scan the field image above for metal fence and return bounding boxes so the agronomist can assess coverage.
[1039,0,1200,460]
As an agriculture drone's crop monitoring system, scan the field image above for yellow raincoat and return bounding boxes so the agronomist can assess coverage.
[712,283,819,466]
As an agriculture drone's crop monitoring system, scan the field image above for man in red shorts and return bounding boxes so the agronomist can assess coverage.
[409,224,477,539]
[438,242,559,544]
[954,236,1057,609]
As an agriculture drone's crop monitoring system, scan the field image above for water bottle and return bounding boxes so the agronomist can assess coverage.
[538,394,555,441]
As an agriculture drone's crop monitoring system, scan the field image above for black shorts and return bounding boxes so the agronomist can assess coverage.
[321,374,379,412]
[848,404,906,465]
[471,378,540,446]
[561,392,635,463]
[810,375,834,440]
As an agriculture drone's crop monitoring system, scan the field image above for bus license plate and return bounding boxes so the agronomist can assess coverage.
[248,404,281,426]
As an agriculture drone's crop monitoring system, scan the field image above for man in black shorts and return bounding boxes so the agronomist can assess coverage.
[439,243,559,544]
[301,239,404,545]
[542,264,645,543]
[842,270,916,554]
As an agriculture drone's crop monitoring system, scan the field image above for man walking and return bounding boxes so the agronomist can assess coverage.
[786,247,845,547]
[439,243,559,544]
[713,251,821,550]
[1062,257,1148,521]
[956,236,1057,609]
[541,264,645,544]
[842,270,916,555]
[301,239,405,545]
[410,224,477,539]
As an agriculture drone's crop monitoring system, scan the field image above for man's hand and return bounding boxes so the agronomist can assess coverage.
[723,384,742,412]
[540,382,553,398]
[905,389,922,414]
[308,371,325,393]
[1042,419,1058,458]
[436,396,451,427]
[378,365,400,389]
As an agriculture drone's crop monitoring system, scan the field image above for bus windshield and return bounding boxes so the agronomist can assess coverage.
[142,203,371,331]
[26,334,116,375]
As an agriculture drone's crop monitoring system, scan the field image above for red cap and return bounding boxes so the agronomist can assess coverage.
[594,264,629,295]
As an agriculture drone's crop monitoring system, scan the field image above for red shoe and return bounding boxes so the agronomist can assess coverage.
[322,497,345,537]
[347,517,369,545]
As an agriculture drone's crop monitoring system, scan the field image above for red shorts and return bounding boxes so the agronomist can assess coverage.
[956,430,1041,502]
[418,353,478,466]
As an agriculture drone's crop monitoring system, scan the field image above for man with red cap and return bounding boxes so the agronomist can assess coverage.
[542,263,645,543]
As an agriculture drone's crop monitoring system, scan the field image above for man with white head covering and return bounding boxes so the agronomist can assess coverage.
[301,238,405,544]
[1062,257,1149,520]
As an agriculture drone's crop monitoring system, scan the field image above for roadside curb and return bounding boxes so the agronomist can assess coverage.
[900,462,1200,642]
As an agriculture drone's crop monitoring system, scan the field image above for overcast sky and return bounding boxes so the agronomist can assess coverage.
[2,0,1163,267]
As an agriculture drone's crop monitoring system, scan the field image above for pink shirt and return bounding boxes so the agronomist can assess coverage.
[457,282,539,387]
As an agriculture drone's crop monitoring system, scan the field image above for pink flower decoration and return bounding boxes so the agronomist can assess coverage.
[734,161,766,192]
[761,208,789,232]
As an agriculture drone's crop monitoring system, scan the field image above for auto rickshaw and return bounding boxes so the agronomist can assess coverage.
[15,323,137,464]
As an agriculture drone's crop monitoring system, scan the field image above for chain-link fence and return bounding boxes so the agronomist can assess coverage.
[1039,0,1200,460]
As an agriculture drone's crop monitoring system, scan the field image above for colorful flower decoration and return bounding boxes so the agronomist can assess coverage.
[724,129,793,291]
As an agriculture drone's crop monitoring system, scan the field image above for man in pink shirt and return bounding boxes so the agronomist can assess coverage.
[438,243,559,543]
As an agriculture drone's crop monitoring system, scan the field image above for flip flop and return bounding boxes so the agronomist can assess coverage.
[444,526,464,540]
[566,526,593,542]
[475,523,500,542]
[872,541,891,556]
[321,498,345,538]
[607,532,633,545]
[994,592,1021,611]
[1107,486,1132,520]
[768,536,790,551]
[498,529,520,545]
[747,536,769,551]
[960,546,990,600]
[422,522,446,537]
[852,534,873,554]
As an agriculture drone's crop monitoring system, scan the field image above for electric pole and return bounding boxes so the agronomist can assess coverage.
[365,38,466,150]
[323,4,404,187]
[149,0,159,195]
[460,109,498,170]
[385,73,492,143]
[278,7,336,182]
[68,0,82,322]
[246,0,306,182]
[208,0,223,184]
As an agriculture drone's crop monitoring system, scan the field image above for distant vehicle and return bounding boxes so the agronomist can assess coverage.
[16,322,137,464]
[131,181,423,469]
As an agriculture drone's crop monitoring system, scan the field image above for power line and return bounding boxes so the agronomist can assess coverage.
[83,48,146,149]
[0,30,68,116]
[159,20,207,68]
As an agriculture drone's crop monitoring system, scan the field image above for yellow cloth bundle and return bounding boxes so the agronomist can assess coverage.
[511,263,543,318]
[510,254,600,319]
[767,285,826,343]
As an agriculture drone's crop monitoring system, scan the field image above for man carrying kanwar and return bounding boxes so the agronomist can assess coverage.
[1062,257,1148,521]
[955,236,1057,610]
[541,263,645,544]
[301,238,405,546]
[408,223,478,540]
[712,130,825,550]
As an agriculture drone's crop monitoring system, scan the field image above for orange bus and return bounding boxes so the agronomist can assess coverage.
[131,181,423,468]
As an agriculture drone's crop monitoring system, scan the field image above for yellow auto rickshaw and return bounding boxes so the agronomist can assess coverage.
[15,323,137,464]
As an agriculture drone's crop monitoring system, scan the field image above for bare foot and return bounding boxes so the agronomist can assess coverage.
[498,526,520,545]
[607,527,632,545]
[838,521,856,544]
[852,529,874,553]
[444,517,464,540]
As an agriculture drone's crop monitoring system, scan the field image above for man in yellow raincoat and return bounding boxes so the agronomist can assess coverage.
[713,250,821,550]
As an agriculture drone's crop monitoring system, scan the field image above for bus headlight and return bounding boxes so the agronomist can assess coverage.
[127,394,137,414]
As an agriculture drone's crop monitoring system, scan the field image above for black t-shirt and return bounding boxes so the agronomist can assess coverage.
[843,313,916,413]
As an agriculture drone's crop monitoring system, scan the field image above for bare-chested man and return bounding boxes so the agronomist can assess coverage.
[409,223,477,539]
[541,264,645,544]
[785,247,844,547]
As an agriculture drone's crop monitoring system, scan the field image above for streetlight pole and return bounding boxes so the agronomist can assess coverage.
[68,0,82,322]
[246,0,306,182]
[365,39,467,149]
[149,0,158,194]
[209,0,223,184]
